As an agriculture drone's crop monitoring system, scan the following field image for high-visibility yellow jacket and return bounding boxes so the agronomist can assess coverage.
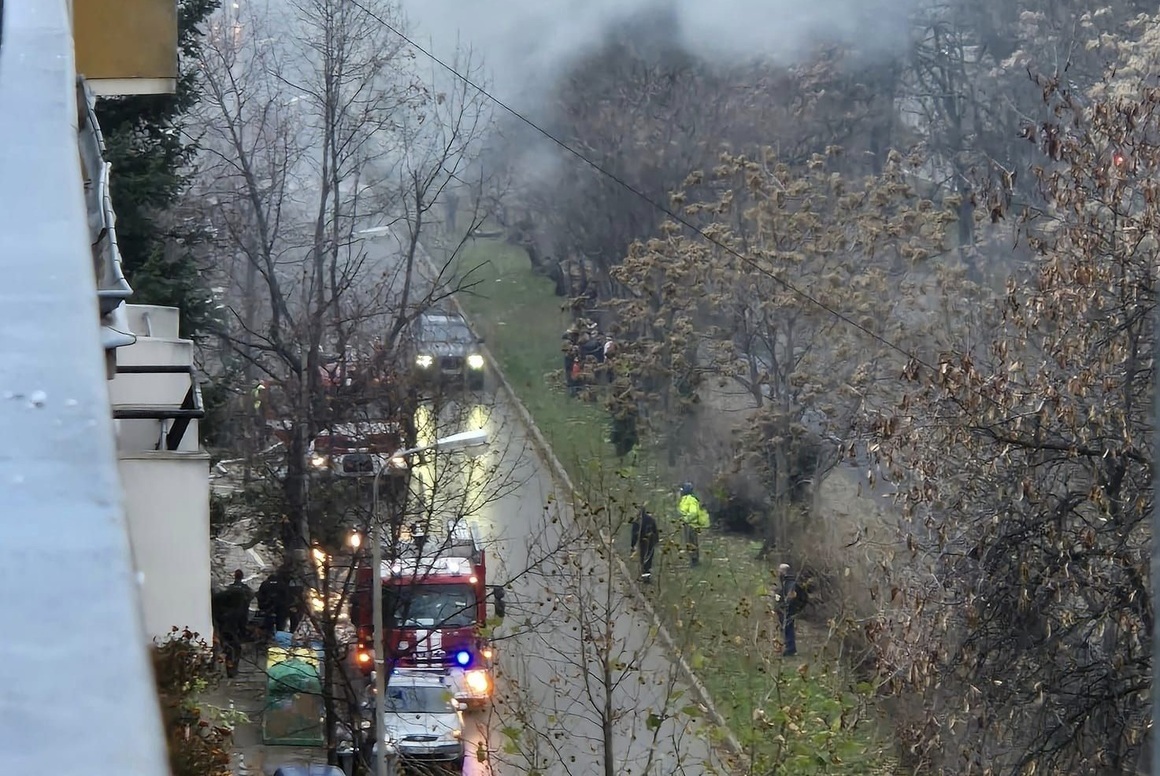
[678,494,710,530]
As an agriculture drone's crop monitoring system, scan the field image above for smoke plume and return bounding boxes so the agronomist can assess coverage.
[398,0,918,105]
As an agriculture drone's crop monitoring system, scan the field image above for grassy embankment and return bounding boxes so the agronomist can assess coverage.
[453,238,893,773]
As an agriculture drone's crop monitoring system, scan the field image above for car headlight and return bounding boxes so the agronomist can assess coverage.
[465,669,491,696]
[416,354,433,368]
[310,453,328,468]
[467,353,485,370]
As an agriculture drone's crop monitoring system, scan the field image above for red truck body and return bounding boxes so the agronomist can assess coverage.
[350,521,497,708]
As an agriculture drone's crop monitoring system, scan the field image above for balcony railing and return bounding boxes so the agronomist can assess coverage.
[0,1,170,773]
[114,363,207,451]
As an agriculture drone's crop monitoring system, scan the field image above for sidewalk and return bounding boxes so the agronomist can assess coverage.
[210,507,330,775]
[204,646,331,776]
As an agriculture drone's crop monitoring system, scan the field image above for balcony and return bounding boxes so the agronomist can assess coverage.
[71,0,179,96]
[110,305,212,643]
[0,1,173,773]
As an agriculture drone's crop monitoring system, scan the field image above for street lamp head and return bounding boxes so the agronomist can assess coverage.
[432,428,489,451]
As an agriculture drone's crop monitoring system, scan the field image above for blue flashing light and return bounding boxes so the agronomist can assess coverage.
[454,649,472,667]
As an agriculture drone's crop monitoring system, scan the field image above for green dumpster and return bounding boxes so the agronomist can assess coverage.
[262,647,325,746]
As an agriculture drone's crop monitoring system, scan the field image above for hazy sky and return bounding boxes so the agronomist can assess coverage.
[397,0,917,106]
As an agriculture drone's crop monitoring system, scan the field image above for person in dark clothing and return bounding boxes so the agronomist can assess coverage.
[258,565,300,633]
[256,572,281,633]
[776,563,809,657]
[285,569,306,634]
[229,569,254,602]
[228,569,256,642]
[212,570,253,677]
[630,508,660,582]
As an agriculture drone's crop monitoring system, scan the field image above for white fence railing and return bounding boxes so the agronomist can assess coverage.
[0,2,169,773]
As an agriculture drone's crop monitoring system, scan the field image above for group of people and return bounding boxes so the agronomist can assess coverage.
[210,565,307,676]
[629,481,809,656]
[562,318,616,393]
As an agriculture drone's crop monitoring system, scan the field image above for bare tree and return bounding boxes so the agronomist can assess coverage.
[490,474,725,776]
[605,148,966,552]
[191,0,505,767]
[871,39,1160,772]
[193,0,493,560]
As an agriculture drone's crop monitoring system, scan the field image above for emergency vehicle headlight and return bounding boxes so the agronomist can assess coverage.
[467,354,485,370]
[469,575,478,585]
[310,453,328,468]
[481,647,493,661]
[416,354,434,368]
[454,649,472,667]
[357,649,373,665]
[465,669,491,696]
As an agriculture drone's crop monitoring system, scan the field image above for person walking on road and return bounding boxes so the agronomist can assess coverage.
[677,482,710,568]
[630,507,659,583]
[776,563,809,657]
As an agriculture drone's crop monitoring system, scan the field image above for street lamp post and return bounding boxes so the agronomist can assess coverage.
[366,428,488,776]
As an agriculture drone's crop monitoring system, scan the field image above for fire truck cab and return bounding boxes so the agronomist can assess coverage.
[352,519,505,711]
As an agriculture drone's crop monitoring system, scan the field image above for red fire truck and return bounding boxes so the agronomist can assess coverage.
[350,520,506,710]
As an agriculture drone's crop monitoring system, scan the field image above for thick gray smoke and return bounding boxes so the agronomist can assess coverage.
[398,0,917,105]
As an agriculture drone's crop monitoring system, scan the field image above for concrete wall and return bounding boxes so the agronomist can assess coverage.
[120,452,213,640]
[110,305,212,643]
[0,4,172,771]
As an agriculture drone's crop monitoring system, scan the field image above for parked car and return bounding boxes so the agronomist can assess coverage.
[409,312,486,391]
[371,670,466,772]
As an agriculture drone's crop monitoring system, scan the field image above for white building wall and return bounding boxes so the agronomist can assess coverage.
[119,453,213,639]
[109,304,212,643]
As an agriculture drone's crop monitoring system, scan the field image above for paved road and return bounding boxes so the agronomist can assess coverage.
[424,394,726,776]
[348,224,726,776]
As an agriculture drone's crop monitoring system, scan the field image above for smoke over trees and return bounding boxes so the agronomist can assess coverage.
[417,1,1160,772]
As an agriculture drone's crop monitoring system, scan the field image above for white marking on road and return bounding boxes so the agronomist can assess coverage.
[248,547,268,569]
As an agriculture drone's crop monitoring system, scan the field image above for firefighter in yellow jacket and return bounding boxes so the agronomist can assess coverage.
[678,482,710,567]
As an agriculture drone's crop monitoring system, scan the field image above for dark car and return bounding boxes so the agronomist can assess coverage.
[410,313,486,390]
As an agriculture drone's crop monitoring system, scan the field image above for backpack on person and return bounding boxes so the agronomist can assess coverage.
[787,577,810,616]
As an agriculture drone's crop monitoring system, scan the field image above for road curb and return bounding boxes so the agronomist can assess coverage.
[429,248,749,771]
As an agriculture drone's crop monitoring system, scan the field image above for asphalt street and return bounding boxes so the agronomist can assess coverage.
[354,225,729,775]
[418,394,726,776]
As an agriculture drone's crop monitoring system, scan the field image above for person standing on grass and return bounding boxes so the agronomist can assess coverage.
[677,482,710,568]
[630,507,659,583]
[777,563,809,657]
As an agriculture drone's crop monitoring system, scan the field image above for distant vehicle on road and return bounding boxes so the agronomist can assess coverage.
[409,312,486,391]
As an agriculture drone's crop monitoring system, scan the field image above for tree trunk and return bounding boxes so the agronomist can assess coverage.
[284,423,312,561]
[321,559,340,765]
